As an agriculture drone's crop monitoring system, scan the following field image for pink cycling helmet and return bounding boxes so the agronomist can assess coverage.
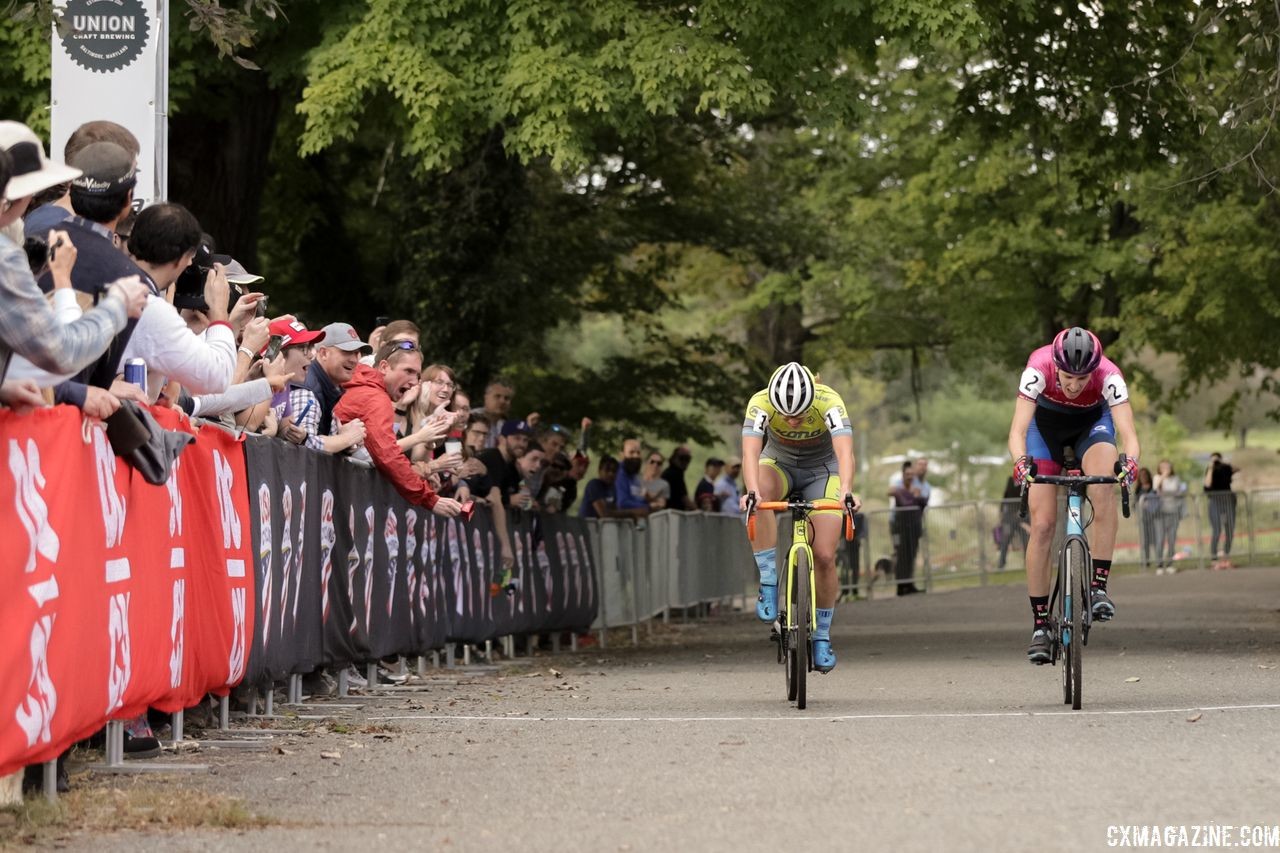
[1052,327,1102,375]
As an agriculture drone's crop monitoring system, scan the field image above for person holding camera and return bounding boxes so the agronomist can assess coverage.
[0,122,148,407]
[120,203,264,402]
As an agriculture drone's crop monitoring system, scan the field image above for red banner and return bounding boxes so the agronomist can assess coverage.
[0,405,254,777]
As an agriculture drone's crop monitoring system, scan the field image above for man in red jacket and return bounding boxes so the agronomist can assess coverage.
[333,342,462,517]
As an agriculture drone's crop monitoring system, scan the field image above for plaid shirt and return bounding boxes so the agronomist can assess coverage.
[0,231,126,385]
[271,384,336,452]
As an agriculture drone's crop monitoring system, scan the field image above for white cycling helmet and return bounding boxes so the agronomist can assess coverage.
[767,362,816,416]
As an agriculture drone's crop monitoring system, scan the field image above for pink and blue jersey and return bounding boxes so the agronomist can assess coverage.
[1017,345,1129,410]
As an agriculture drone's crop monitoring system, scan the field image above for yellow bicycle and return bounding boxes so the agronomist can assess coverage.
[748,496,855,709]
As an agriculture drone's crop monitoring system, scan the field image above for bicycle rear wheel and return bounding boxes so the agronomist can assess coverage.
[1068,540,1086,709]
[794,549,811,710]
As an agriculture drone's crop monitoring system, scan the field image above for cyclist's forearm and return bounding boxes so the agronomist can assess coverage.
[741,434,764,494]
[1111,401,1141,461]
[1009,397,1035,458]
[833,433,855,494]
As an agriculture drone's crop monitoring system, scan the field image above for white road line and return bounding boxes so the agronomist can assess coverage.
[368,703,1280,723]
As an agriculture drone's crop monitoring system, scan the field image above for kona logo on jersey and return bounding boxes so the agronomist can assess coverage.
[1092,424,1108,433]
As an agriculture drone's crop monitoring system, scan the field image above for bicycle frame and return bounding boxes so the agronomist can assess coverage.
[748,499,853,636]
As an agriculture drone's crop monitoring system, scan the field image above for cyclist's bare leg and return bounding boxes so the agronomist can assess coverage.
[810,513,843,610]
[1082,442,1119,559]
[752,465,785,555]
[1024,483,1059,598]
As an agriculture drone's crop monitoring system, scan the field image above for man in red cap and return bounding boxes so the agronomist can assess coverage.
[264,317,365,455]
[333,341,462,516]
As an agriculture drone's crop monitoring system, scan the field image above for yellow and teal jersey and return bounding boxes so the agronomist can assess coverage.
[742,384,852,467]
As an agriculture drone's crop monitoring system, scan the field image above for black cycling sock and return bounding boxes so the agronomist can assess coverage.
[1030,595,1050,629]
[1092,559,1112,590]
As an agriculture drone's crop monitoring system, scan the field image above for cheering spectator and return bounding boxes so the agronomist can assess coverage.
[304,322,369,436]
[510,441,547,510]
[332,341,462,516]
[579,455,620,519]
[614,438,650,517]
[0,123,146,393]
[694,457,724,511]
[457,412,515,568]
[662,445,695,510]
[259,318,365,454]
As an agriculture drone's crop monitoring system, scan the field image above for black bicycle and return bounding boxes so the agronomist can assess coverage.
[1019,450,1130,709]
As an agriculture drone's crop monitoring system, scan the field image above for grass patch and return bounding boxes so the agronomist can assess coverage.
[0,776,272,845]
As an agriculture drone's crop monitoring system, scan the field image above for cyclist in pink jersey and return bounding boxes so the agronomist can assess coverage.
[1008,327,1141,664]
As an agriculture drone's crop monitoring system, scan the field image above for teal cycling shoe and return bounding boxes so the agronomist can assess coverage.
[756,584,778,622]
[811,638,836,673]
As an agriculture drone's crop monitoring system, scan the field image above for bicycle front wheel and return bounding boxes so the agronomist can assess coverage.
[1068,540,1087,709]
[794,549,811,710]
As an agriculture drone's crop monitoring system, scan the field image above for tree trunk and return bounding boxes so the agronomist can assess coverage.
[167,81,281,271]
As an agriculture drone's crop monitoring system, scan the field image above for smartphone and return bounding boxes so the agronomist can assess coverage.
[264,334,285,361]
[445,439,462,456]
[255,294,270,319]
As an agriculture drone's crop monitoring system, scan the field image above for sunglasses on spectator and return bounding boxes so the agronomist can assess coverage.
[389,340,417,351]
[648,458,663,466]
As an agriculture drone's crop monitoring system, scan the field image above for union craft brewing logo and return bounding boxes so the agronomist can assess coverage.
[59,0,150,73]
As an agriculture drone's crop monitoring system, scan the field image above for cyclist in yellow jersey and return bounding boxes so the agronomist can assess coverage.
[738,362,862,673]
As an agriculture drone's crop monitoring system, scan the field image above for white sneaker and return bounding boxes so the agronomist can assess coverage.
[343,666,368,688]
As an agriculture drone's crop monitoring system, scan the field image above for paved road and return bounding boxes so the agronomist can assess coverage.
[69,567,1279,852]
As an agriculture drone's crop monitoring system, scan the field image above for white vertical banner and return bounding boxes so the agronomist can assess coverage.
[50,0,168,205]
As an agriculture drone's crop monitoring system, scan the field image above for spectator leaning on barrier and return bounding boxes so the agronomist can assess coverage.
[614,438,651,517]
[123,203,260,402]
[259,318,365,454]
[511,440,547,510]
[457,411,516,569]
[579,455,620,519]
[537,451,576,513]
[662,445,695,510]
[333,341,461,516]
[0,123,146,402]
[640,449,670,510]
[478,418,532,506]
[305,321,369,436]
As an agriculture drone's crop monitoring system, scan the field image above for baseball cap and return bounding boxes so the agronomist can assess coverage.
[268,318,323,349]
[0,121,81,201]
[69,141,137,196]
[213,254,264,285]
[501,419,535,437]
[314,322,371,352]
[726,456,742,467]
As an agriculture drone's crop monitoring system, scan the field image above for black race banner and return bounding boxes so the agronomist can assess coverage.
[243,437,598,683]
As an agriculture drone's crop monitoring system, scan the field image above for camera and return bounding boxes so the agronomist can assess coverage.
[263,334,285,361]
[173,245,242,314]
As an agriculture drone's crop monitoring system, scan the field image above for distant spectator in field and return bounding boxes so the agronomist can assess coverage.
[890,461,926,595]
[662,445,694,510]
[305,322,370,436]
[579,455,619,519]
[473,376,516,449]
[640,449,670,510]
[996,474,1031,571]
[1204,452,1238,570]
[717,457,743,517]
[614,438,650,517]
[333,341,461,516]
[694,457,724,512]
[1135,467,1157,569]
[1152,460,1187,573]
